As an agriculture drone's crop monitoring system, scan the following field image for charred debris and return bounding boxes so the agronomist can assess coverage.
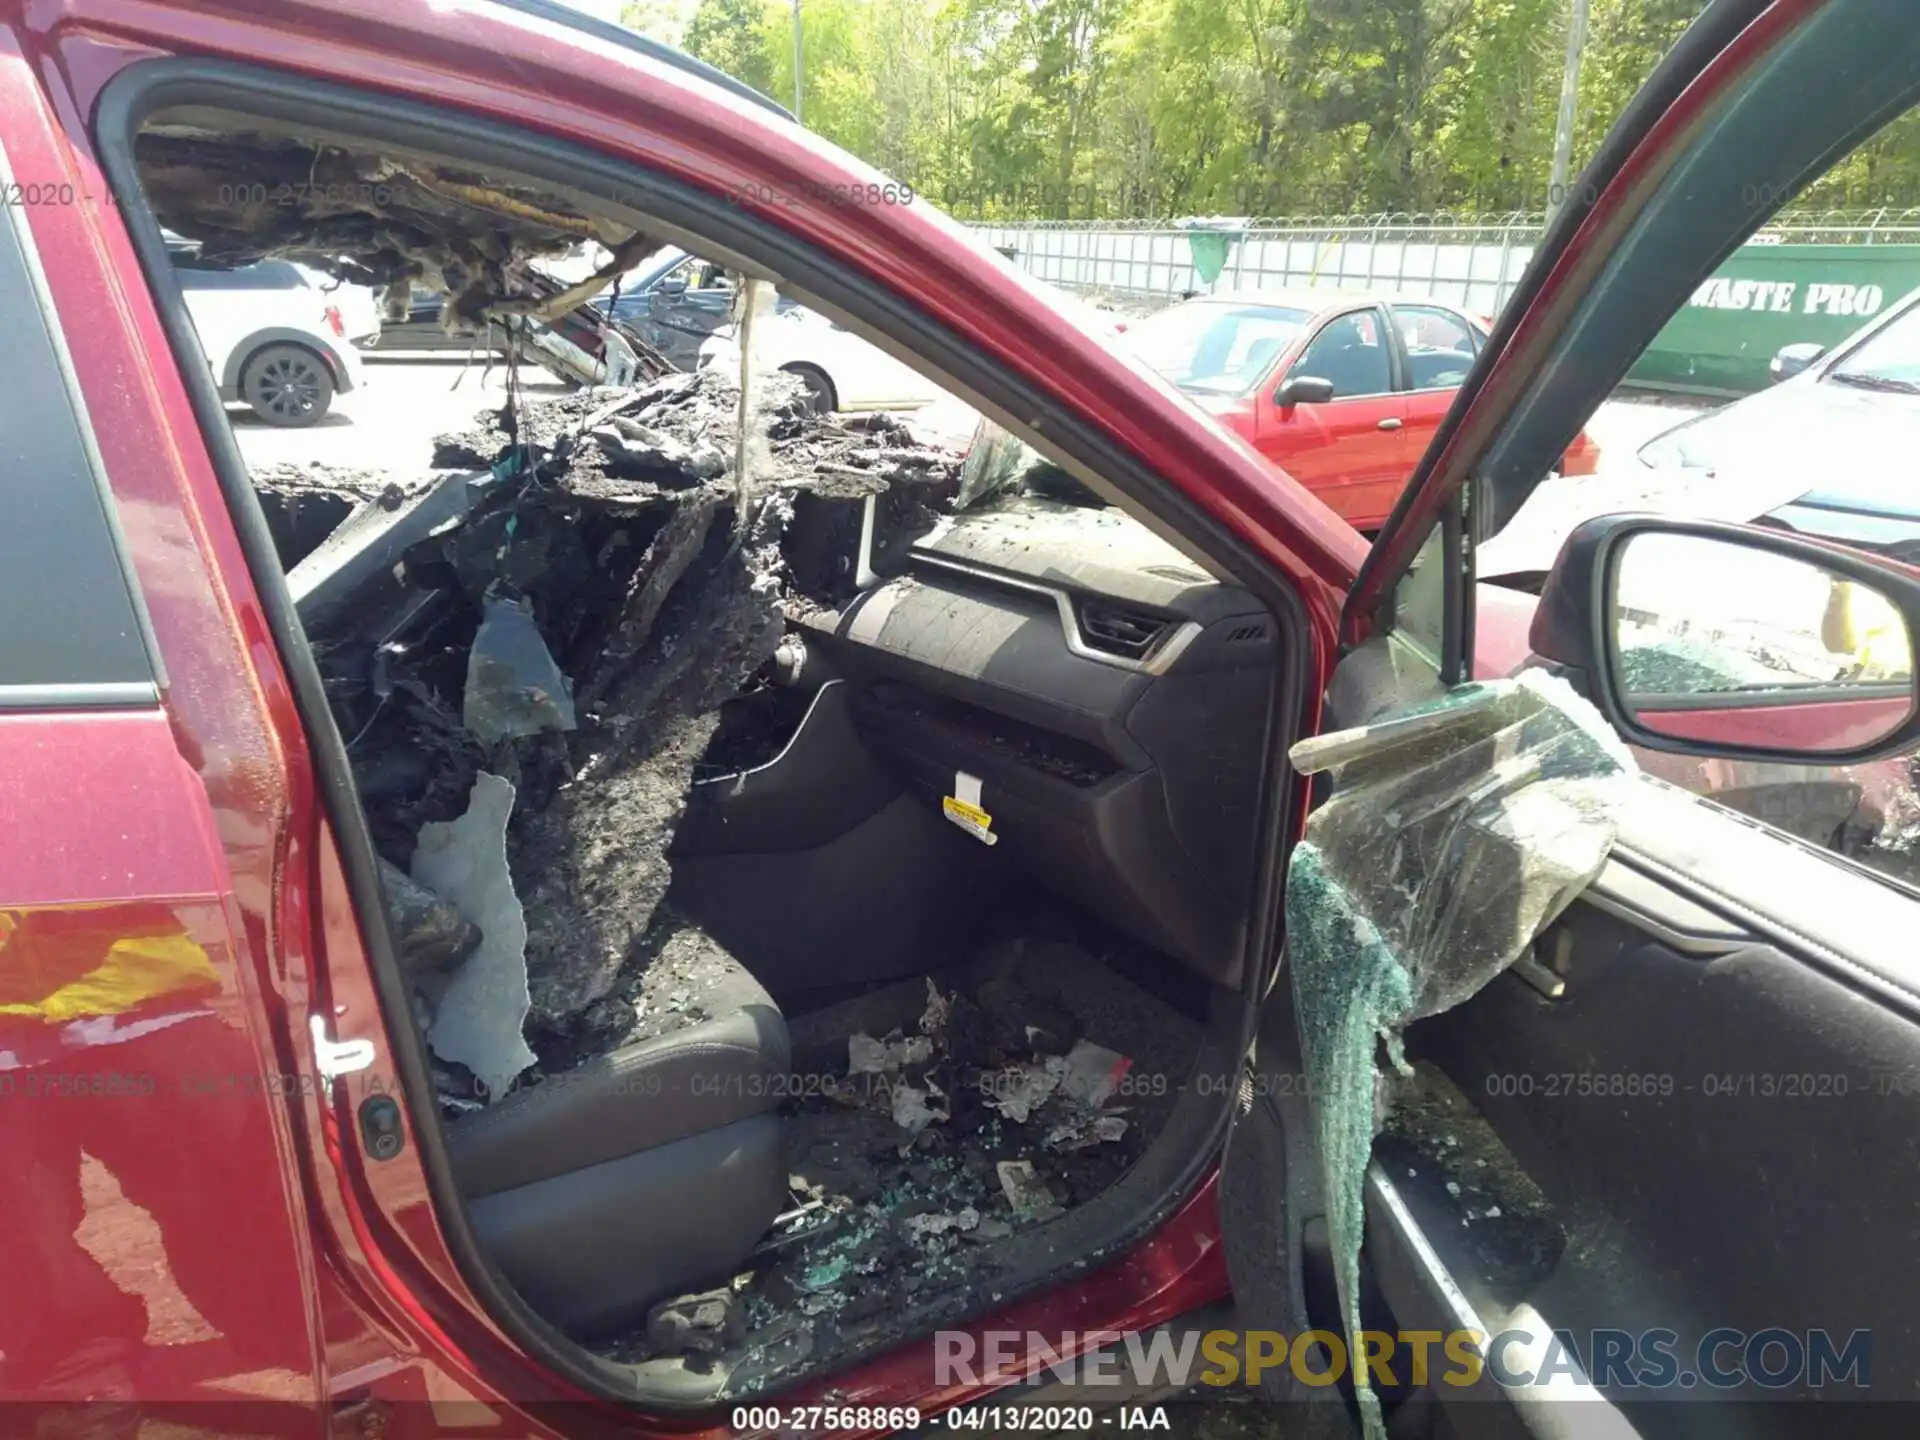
[265,366,963,1092]
[610,948,1161,1380]
[139,124,655,331]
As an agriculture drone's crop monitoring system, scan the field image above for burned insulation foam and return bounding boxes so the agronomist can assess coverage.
[1283,670,1632,1439]
[413,772,538,1100]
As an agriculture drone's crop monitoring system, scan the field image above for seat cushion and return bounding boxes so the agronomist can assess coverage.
[468,1113,786,1336]
[449,915,790,1198]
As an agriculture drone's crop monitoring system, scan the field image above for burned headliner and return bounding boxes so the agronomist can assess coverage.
[136,119,657,328]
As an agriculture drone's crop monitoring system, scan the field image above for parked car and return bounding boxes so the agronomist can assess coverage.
[170,244,367,426]
[7,4,1920,1439]
[699,302,942,412]
[698,276,1122,415]
[1125,289,1601,530]
[593,245,743,368]
[360,244,732,373]
[1479,283,1920,581]
[356,269,659,386]
[1632,279,1920,557]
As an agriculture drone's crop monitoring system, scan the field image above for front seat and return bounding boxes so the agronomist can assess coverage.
[447,915,790,1336]
[1309,341,1382,398]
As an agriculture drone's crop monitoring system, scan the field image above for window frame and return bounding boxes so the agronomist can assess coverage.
[1283,303,1398,402]
[92,55,1327,1410]
[0,141,160,710]
[1388,302,1481,395]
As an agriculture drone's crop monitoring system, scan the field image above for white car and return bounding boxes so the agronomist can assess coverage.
[700,303,937,413]
[697,284,1126,416]
[172,247,370,426]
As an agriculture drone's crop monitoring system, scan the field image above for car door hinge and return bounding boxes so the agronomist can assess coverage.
[311,1014,377,1080]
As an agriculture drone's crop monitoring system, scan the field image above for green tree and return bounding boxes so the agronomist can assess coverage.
[643,0,1920,223]
[684,0,777,99]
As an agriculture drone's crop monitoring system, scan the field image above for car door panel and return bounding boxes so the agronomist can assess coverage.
[1370,778,1920,1436]
[0,113,323,1401]
[1257,396,1408,527]
[642,280,733,367]
[1256,310,1407,529]
[1389,304,1478,496]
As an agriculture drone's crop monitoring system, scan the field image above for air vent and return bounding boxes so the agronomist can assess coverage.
[1076,600,1172,660]
[1226,623,1269,644]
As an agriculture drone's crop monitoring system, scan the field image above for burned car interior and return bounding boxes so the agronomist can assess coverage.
[126,103,1286,1393]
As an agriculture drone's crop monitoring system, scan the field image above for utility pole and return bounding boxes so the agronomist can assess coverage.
[791,0,804,123]
[1547,0,1591,216]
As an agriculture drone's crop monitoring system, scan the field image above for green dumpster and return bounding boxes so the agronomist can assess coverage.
[1628,242,1920,397]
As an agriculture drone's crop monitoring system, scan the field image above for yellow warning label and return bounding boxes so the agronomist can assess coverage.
[943,796,992,829]
[942,795,998,845]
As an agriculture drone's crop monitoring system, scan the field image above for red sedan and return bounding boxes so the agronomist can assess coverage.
[1128,290,1602,530]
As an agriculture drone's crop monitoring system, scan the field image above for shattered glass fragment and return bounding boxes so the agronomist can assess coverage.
[462,596,578,744]
[907,1206,980,1240]
[412,772,538,1102]
[955,416,1030,509]
[1284,670,1632,1439]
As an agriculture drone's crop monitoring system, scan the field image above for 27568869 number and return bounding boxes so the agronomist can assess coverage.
[731,1405,922,1433]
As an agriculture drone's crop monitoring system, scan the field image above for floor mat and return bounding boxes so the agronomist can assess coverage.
[604,938,1203,1379]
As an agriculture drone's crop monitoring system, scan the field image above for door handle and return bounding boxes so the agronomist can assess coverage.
[1376,418,1403,431]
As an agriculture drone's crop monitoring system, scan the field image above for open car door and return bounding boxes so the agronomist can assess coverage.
[1221,3,1920,1437]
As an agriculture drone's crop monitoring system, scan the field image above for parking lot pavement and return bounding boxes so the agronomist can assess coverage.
[231,353,574,472]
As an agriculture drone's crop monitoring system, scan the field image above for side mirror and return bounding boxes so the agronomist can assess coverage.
[1276,375,1335,407]
[1769,342,1825,384]
[1530,515,1920,764]
[653,276,689,299]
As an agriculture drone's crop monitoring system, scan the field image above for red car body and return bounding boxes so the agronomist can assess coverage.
[0,0,1832,1433]
[1154,291,1601,531]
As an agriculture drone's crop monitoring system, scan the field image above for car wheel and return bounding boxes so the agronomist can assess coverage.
[781,363,836,414]
[242,343,335,427]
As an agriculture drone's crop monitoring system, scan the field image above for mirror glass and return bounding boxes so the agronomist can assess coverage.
[1610,531,1915,754]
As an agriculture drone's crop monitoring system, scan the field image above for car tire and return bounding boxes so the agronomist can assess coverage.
[241,342,336,427]
[781,362,836,414]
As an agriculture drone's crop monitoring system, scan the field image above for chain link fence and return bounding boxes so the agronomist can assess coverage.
[974,209,1920,318]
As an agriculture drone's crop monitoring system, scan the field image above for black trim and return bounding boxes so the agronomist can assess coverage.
[92,57,1309,1410]
[1439,495,1466,686]
[484,0,795,121]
